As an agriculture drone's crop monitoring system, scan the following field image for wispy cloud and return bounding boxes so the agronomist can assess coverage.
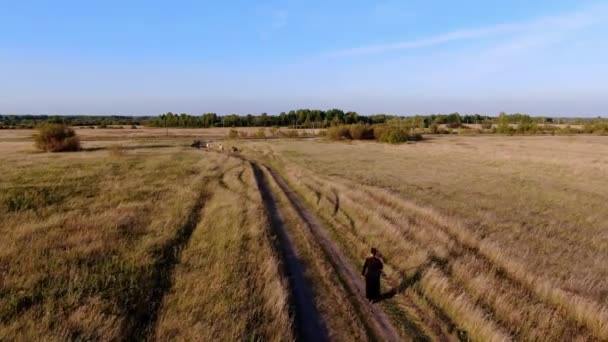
[329,4,608,57]
[260,9,288,40]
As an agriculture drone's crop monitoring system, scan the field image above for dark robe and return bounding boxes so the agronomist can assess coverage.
[362,255,383,300]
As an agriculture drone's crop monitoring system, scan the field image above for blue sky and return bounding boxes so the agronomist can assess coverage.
[1,0,607,116]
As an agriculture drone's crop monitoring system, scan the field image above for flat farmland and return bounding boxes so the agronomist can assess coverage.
[242,136,608,341]
[1,130,607,341]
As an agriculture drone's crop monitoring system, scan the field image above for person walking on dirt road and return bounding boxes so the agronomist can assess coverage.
[362,247,384,302]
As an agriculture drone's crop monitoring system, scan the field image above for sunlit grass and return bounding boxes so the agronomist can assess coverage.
[242,135,608,341]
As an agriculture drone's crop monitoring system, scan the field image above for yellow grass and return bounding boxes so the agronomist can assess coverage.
[242,135,608,341]
[0,127,318,143]
[2,129,607,341]
[0,137,292,340]
[156,158,292,341]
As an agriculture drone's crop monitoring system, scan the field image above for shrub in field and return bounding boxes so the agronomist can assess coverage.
[374,126,409,143]
[349,124,375,140]
[327,124,420,143]
[317,129,327,137]
[517,120,540,134]
[34,124,81,152]
[496,114,514,135]
[543,125,558,134]
[253,128,266,139]
[594,122,608,135]
[557,125,582,135]
[227,129,239,139]
[583,122,608,135]
[379,129,409,143]
[497,125,514,135]
[430,125,450,134]
[327,125,351,140]
[430,124,439,134]
[372,125,386,140]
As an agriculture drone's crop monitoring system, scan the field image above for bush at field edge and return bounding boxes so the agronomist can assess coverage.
[326,124,423,144]
[34,124,81,152]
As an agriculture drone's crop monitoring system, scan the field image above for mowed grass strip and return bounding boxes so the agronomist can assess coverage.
[155,158,293,341]
[0,144,222,340]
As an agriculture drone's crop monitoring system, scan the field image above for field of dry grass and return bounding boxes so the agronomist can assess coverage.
[155,156,292,341]
[243,135,608,341]
[0,136,292,340]
[0,126,319,142]
[1,129,607,341]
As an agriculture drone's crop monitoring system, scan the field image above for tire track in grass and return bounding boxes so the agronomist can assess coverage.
[351,182,595,340]
[302,171,512,340]
[262,164,404,342]
[304,169,593,340]
[251,162,329,342]
[123,181,213,341]
[319,198,461,341]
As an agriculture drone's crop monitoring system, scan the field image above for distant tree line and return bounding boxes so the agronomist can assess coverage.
[1,111,606,131]
[0,115,152,129]
[147,110,392,128]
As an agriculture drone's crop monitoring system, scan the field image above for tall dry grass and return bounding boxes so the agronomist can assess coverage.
[0,141,292,341]
[279,164,511,341]
[156,158,293,341]
[241,136,608,341]
[0,144,217,339]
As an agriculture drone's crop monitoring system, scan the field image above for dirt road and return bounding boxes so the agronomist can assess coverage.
[258,162,403,342]
[251,162,330,342]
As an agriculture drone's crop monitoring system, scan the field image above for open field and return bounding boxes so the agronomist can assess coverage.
[0,137,294,340]
[1,130,607,341]
[242,135,608,341]
[0,127,320,142]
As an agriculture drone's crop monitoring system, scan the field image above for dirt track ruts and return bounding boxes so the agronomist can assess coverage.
[262,164,403,342]
[125,183,212,341]
[251,162,330,342]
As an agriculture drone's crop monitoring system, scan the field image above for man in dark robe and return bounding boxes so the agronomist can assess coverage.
[361,247,383,302]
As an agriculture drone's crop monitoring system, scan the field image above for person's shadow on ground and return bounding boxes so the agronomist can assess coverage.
[377,269,423,302]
